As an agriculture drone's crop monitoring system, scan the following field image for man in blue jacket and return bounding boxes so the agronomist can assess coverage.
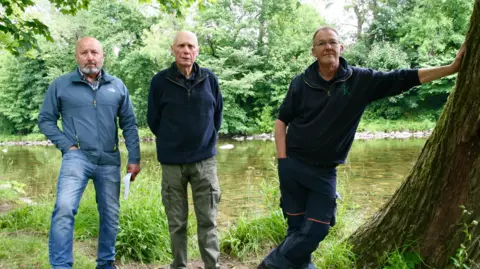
[258,26,465,269]
[38,37,141,269]
[147,30,223,269]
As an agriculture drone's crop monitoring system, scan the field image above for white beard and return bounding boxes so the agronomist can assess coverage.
[80,66,101,75]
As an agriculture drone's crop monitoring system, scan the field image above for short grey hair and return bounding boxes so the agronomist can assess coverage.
[312,26,340,46]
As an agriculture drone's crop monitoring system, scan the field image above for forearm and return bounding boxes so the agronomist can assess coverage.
[418,64,458,84]
[39,121,75,152]
[122,126,140,164]
[274,119,287,159]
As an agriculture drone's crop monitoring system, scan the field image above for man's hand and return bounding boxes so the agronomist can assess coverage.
[69,146,78,150]
[451,44,466,72]
[127,164,141,181]
[418,44,466,84]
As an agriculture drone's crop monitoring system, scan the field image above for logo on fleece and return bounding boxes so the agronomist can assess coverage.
[105,88,116,93]
[342,84,350,96]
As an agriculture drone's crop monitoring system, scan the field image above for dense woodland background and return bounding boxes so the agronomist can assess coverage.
[0,0,473,135]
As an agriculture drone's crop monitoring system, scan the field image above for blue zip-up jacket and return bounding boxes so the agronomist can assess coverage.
[147,62,223,164]
[38,69,140,166]
[278,58,421,165]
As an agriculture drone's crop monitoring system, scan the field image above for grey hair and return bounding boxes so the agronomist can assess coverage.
[312,26,340,46]
[172,30,198,46]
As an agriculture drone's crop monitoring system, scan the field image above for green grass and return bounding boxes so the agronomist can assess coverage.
[0,233,96,268]
[220,210,286,258]
[357,119,436,132]
[380,245,423,269]
[0,180,26,203]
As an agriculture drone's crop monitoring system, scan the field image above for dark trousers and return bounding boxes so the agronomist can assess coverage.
[264,157,337,269]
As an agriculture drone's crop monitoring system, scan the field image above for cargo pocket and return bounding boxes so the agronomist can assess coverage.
[211,184,221,209]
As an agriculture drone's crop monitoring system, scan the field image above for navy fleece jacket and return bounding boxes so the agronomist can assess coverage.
[278,57,421,165]
[147,62,223,164]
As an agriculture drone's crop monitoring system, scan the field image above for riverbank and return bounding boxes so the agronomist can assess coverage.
[0,119,437,145]
[0,130,433,146]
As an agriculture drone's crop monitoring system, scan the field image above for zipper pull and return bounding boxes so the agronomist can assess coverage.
[93,99,97,108]
[75,135,81,149]
[328,89,331,96]
[188,89,191,100]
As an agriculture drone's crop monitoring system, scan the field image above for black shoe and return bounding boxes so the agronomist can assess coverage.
[258,261,268,269]
[96,262,117,269]
[258,261,278,269]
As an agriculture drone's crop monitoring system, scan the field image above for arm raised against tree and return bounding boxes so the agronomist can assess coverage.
[349,1,480,268]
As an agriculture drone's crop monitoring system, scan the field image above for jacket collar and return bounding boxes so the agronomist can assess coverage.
[166,62,207,84]
[302,57,352,89]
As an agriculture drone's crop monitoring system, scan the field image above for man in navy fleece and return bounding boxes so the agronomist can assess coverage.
[258,26,465,269]
[147,30,223,269]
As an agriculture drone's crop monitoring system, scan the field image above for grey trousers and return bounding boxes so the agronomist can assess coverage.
[161,157,221,269]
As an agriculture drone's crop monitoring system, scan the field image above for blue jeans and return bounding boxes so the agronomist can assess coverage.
[49,150,121,269]
[264,157,337,269]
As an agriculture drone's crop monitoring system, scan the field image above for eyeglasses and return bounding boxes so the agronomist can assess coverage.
[314,40,339,48]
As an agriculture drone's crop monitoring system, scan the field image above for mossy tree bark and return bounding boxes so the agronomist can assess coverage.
[349,1,480,268]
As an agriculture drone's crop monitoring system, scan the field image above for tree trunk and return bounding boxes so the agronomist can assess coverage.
[349,1,480,268]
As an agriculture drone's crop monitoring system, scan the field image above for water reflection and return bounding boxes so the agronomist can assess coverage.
[0,139,425,224]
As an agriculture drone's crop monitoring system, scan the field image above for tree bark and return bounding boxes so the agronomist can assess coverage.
[349,1,480,268]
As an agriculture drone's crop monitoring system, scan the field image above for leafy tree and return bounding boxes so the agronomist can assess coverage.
[0,53,49,134]
[195,0,322,134]
[346,0,473,121]
[0,0,89,55]
[0,0,204,55]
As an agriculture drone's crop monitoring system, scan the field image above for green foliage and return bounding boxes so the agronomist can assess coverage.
[115,173,198,263]
[380,246,423,269]
[0,180,25,203]
[357,119,436,132]
[451,206,480,269]
[0,0,90,55]
[220,210,286,258]
[0,53,49,134]
[0,204,52,233]
[109,51,158,127]
[195,0,321,134]
[349,0,473,122]
[0,0,202,55]
[0,0,474,136]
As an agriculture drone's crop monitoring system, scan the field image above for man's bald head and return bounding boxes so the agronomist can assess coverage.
[171,30,199,69]
[172,31,198,47]
[76,37,103,54]
[75,37,104,76]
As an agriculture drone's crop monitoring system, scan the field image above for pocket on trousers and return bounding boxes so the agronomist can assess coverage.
[210,185,221,209]
[277,157,289,177]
